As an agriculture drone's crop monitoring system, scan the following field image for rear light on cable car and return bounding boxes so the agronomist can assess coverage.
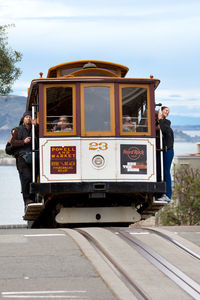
[92,155,105,168]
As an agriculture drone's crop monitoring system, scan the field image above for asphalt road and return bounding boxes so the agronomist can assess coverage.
[0,226,199,300]
[0,228,116,300]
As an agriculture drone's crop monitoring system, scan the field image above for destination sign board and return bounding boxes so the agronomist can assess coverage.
[50,146,76,174]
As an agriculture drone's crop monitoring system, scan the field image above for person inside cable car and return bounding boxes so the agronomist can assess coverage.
[52,115,72,132]
[123,115,136,132]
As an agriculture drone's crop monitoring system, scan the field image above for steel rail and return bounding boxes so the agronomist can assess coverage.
[144,228,200,261]
[76,229,150,300]
[112,229,200,300]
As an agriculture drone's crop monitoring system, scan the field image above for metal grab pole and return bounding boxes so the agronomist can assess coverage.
[32,106,35,183]
[160,129,164,181]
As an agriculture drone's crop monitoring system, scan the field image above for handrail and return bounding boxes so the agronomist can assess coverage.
[32,106,35,183]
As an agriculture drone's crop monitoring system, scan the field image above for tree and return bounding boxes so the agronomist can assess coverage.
[157,167,200,226]
[0,24,22,95]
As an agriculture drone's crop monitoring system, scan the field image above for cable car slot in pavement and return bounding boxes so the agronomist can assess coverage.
[144,228,200,261]
[76,228,149,300]
[110,229,200,299]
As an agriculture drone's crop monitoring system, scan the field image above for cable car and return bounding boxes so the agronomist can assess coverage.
[25,60,166,227]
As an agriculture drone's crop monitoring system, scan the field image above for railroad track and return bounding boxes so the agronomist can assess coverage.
[143,227,200,261]
[111,228,200,299]
[77,228,149,300]
[64,227,200,300]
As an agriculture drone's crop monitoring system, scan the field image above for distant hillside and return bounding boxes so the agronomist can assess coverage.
[0,95,26,143]
[173,129,200,143]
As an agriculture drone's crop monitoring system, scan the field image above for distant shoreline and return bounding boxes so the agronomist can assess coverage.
[0,158,15,166]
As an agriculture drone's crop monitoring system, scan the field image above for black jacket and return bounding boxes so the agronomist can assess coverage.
[159,119,174,151]
[10,124,39,156]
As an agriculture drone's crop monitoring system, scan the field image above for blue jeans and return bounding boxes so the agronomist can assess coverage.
[163,150,174,199]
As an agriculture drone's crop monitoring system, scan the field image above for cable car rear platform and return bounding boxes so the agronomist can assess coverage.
[26,182,167,225]
[30,181,166,195]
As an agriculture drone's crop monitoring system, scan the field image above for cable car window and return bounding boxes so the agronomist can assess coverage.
[120,86,149,134]
[61,67,80,76]
[45,86,75,134]
[84,86,111,132]
[75,72,111,77]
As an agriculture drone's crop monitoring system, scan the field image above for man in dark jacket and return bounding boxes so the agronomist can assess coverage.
[10,111,38,209]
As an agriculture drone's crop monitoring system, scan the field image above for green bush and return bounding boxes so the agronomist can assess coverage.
[0,149,6,158]
[157,167,200,225]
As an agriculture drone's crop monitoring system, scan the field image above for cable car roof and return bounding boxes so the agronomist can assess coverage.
[47,60,129,78]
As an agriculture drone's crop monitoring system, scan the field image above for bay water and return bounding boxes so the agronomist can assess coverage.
[0,165,26,226]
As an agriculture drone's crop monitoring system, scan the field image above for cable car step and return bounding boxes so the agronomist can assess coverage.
[153,200,168,205]
[23,203,44,221]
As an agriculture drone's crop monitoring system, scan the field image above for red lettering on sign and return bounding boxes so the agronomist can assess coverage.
[123,146,144,161]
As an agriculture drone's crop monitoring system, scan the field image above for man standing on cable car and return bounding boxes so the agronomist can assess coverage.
[10,111,38,210]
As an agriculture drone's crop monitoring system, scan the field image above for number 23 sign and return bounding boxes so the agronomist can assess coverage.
[89,142,108,150]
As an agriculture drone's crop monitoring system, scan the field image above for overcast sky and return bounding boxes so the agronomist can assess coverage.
[1,0,200,123]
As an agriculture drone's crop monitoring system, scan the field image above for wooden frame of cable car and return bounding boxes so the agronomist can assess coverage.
[27,60,159,140]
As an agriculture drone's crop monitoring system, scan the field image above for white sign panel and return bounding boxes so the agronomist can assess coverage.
[39,137,156,183]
